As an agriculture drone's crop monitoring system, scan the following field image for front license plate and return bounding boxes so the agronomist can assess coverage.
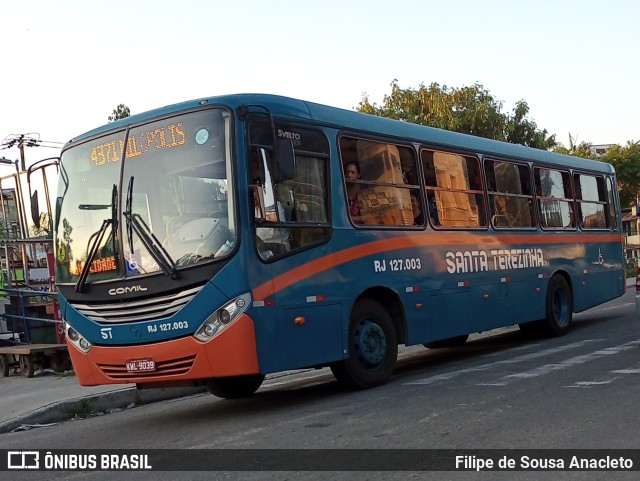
[125,358,156,373]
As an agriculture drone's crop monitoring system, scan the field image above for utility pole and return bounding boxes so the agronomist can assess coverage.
[0,134,41,172]
[18,135,26,171]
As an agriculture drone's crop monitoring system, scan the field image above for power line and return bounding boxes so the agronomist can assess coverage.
[0,133,63,171]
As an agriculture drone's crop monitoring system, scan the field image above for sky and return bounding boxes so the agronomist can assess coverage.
[1,0,639,175]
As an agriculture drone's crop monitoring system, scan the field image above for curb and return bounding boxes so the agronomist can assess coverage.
[0,386,207,434]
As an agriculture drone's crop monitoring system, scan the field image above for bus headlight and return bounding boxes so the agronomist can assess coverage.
[195,292,251,342]
[65,321,92,353]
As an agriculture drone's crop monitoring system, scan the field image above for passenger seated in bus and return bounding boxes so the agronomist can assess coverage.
[344,161,363,223]
[427,192,440,225]
[410,193,424,225]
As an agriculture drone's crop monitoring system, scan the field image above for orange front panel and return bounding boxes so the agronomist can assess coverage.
[68,314,259,386]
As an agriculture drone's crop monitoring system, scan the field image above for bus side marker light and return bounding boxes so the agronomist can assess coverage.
[294,316,305,325]
[483,294,489,299]
[306,295,326,303]
[415,303,423,309]
[535,287,541,293]
[254,299,276,307]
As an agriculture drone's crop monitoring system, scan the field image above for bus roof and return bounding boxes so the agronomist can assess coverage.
[66,93,614,175]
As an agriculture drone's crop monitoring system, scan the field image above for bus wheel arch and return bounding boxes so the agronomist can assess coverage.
[331,296,399,389]
[354,286,407,343]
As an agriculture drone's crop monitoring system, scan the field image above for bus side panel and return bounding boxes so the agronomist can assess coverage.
[571,241,625,312]
[573,269,625,312]
[426,291,470,341]
[250,304,344,373]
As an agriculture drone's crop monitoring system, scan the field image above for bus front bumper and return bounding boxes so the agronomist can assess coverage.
[67,313,260,386]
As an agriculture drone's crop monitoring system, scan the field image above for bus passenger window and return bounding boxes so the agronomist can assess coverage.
[421,149,485,228]
[486,159,534,229]
[534,167,574,229]
[339,137,416,227]
[574,173,607,229]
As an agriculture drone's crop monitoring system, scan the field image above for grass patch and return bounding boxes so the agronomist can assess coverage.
[68,400,94,420]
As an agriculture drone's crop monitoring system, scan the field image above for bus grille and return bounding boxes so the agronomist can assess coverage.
[69,285,203,323]
[97,355,196,380]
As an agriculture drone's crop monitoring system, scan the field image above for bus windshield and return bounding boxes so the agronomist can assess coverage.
[55,108,235,285]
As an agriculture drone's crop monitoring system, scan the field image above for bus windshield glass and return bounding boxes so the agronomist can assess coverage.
[55,108,234,284]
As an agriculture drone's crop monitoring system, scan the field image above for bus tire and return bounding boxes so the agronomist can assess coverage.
[331,299,398,389]
[206,374,265,399]
[541,275,573,336]
[423,334,469,349]
[521,275,573,338]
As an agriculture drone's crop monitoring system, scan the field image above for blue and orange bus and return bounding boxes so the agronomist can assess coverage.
[55,94,625,397]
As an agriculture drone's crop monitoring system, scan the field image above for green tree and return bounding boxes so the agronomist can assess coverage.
[602,141,640,209]
[108,104,131,122]
[505,101,557,149]
[358,80,555,150]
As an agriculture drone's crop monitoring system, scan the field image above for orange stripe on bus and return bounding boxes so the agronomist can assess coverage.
[252,231,622,301]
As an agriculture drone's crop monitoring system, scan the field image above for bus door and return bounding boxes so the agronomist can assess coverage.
[247,121,341,371]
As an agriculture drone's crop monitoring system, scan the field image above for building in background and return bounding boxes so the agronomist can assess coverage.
[589,144,615,157]
[623,205,640,266]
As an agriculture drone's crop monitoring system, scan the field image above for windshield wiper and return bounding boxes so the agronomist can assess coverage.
[124,176,177,279]
[75,184,119,293]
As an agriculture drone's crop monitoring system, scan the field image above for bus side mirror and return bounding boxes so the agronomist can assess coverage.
[54,197,63,232]
[276,138,295,181]
[31,191,41,230]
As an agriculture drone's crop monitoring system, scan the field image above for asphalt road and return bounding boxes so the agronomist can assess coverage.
[1,288,639,481]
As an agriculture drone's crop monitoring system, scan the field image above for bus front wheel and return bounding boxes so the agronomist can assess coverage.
[206,374,265,399]
[331,299,398,389]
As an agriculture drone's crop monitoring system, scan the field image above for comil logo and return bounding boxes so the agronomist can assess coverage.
[8,451,39,469]
[108,285,148,296]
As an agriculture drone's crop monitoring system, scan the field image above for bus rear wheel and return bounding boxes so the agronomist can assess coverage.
[206,374,265,399]
[331,299,398,389]
[520,275,573,337]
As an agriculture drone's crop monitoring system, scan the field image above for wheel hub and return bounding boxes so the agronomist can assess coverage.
[354,320,387,366]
